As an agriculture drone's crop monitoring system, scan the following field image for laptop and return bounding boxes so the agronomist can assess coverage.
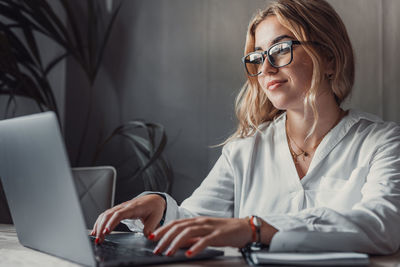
[0,112,223,266]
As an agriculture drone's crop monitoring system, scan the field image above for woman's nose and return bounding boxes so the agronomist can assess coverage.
[260,57,278,75]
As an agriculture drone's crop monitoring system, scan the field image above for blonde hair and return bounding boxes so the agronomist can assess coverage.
[225,0,354,144]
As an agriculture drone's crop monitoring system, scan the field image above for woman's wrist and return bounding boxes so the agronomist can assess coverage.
[239,217,254,246]
[260,219,278,245]
[242,216,278,246]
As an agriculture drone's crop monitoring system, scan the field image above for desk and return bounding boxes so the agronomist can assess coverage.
[1,224,400,266]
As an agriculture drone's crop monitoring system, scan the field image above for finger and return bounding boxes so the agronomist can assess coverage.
[152,218,193,241]
[153,220,196,254]
[143,212,164,238]
[92,211,106,237]
[102,207,133,237]
[186,234,218,258]
[91,209,113,236]
[181,237,201,248]
[96,205,125,243]
[165,226,213,256]
[100,201,148,240]
[93,213,105,243]
[90,221,97,236]
[95,213,107,243]
[94,206,119,239]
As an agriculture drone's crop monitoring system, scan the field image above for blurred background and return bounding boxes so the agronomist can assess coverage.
[1,0,399,205]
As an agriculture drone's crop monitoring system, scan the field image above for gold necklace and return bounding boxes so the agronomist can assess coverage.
[286,110,345,165]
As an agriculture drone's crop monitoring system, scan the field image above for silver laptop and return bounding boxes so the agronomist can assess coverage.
[0,112,223,266]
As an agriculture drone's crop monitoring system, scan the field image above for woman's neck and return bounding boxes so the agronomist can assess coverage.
[286,91,344,150]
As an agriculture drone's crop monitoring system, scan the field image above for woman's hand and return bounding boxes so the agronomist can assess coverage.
[150,216,276,257]
[90,194,166,243]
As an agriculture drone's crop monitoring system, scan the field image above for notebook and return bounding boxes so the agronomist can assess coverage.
[0,112,223,266]
[241,244,369,266]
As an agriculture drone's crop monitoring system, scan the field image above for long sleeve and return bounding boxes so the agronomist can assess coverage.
[264,123,400,255]
[168,145,235,221]
[121,145,235,231]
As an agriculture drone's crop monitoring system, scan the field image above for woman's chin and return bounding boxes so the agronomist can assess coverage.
[267,98,290,110]
[265,91,300,111]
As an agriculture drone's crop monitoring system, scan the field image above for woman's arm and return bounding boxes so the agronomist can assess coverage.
[119,143,237,234]
[150,216,278,257]
[262,124,400,255]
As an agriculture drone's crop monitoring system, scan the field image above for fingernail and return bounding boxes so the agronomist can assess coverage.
[103,227,109,234]
[186,250,193,257]
[153,247,160,254]
[148,233,155,240]
[166,250,173,256]
[95,237,99,244]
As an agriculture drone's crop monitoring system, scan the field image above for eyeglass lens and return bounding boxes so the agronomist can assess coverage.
[244,42,292,76]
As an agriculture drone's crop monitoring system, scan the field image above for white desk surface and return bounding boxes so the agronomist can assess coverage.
[1,224,400,267]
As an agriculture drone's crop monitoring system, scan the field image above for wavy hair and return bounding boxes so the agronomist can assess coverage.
[224,0,354,144]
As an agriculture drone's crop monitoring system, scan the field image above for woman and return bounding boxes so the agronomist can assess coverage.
[92,0,400,257]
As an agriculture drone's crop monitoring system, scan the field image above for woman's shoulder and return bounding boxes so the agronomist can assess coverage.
[348,109,399,128]
[346,109,400,141]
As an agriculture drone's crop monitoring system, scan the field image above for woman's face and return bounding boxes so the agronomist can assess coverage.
[255,16,314,111]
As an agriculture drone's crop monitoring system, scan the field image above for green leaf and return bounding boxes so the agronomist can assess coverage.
[93,119,172,192]
[44,52,68,76]
[22,0,68,47]
[93,1,122,81]
[59,0,88,71]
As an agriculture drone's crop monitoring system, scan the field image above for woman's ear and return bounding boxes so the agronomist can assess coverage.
[323,55,335,80]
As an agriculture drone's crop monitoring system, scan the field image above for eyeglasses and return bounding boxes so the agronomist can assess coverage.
[242,40,312,77]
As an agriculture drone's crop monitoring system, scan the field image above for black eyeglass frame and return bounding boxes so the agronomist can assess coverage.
[242,40,317,77]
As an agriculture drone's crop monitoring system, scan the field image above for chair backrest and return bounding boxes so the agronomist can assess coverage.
[0,178,13,224]
[72,166,116,228]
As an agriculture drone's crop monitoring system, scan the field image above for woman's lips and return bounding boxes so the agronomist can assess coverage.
[267,80,287,90]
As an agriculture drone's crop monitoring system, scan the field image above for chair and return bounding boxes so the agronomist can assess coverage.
[72,166,116,228]
[0,178,12,224]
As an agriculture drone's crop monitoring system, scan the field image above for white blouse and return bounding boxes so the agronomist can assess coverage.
[124,109,400,255]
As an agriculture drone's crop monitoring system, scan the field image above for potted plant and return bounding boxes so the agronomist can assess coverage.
[0,0,172,204]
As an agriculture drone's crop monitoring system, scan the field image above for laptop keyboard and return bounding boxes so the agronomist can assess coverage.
[87,234,224,265]
[89,235,161,261]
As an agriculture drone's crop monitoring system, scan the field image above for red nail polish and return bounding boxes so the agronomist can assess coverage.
[186,250,193,257]
[103,227,109,234]
[166,250,173,256]
[153,248,160,254]
[148,233,155,240]
[95,237,99,244]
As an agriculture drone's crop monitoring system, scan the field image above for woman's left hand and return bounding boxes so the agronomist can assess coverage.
[150,217,253,257]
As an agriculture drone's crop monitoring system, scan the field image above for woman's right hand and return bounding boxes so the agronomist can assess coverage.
[90,194,166,244]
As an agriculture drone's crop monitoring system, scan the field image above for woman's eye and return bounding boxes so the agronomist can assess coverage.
[248,54,263,64]
[271,44,290,56]
[252,58,263,64]
[279,47,290,54]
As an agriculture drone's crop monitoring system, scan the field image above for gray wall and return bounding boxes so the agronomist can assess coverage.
[64,0,400,203]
